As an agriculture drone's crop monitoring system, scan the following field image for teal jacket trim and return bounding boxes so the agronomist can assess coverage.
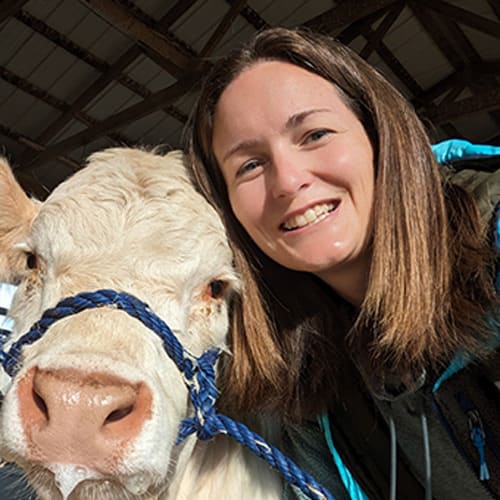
[318,414,369,500]
[320,139,500,499]
[432,319,500,392]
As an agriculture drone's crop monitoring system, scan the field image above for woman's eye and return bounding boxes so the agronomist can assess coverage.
[305,129,331,143]
[26,252,37,270]
[236,159,262,177]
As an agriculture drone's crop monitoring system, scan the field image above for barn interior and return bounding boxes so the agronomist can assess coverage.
[0,0,499,198]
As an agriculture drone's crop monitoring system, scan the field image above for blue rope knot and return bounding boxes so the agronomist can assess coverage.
[178,349,222,443]
[0,289,335,500]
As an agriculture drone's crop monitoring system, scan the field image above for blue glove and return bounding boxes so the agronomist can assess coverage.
[432,139,500,164]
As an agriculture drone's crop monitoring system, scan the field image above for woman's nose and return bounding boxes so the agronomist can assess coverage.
[270,154,310,199]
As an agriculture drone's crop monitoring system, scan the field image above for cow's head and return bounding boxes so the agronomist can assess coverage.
[0,149,239,498]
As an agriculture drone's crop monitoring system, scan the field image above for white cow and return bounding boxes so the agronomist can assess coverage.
[0,149,281,499]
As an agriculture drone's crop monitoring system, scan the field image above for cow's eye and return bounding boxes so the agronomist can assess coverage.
[208,280,226,299]
[26,252,37,270]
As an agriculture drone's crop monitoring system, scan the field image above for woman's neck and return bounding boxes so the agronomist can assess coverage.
[315,254,371,307]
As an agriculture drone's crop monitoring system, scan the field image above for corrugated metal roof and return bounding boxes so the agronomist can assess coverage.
[0,0,499,196]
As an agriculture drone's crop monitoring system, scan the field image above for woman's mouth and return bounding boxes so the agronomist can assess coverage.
[280,202,338,231]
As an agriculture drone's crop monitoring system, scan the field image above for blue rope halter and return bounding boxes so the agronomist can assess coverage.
[0,289,334,500]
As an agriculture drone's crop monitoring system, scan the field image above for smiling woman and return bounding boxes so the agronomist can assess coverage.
[188,27,500,500]
[213,60,374,306]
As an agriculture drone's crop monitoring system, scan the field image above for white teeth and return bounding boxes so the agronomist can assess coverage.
[304,209,317,223]
[294,214,307,227]
[282,202,336,230]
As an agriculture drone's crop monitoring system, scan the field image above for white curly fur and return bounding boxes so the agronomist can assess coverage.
[0,149,281,500]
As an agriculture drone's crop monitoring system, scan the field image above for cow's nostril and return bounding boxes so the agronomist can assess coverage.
[17,368,153,469]
[32,388,49,421]
[105,404,134,424]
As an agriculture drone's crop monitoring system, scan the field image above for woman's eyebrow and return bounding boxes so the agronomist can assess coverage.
[284,108,330,131]
[221,108,331,163]
[222,139,261,163]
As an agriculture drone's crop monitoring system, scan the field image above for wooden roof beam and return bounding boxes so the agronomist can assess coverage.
[0,123,79,172]
[93,1,197,79]
[304,0,398,34]
[24,0,194,152]
[411,6,485,142]
[409,2,465,70]
[358,2,404,60]
[434,12,480,64]
[420,6,500,131]
[199,0,247,58]
[336,6,393,44]
[14,10,183,114]
[30,48,141,150]
[428,8,500,130]
[0,131,52,197]
[81,0,193,73]
[425,85,500,124]
[302,1,423,99]
[0,0,28,23]
[415,60,500,104]
[487,0,500,21]
[421,83,466,139]
[114,0,197,43]
[20,72,202,173]
[360,26,424,98]
[15,7,188,163]
[419,0,500,38]
[321,0,424,98]
[439,123,464,139]
[15,10,108,71]
[410,3,500,129]
[226,0,269,30]
[439,82,467,107]
[0,66,132,147]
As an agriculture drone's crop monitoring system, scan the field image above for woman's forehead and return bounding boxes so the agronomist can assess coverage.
[212,61,352,146]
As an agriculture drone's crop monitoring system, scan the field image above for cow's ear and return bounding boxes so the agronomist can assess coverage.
[0,158,40,283]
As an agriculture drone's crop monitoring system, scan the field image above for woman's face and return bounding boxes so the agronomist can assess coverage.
[212,61,375,295]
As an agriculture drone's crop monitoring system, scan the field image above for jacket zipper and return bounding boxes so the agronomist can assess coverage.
[431,392,496,499]
[467,409,491,481]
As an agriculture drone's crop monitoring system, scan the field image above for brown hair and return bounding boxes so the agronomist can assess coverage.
[187,27,497,419]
